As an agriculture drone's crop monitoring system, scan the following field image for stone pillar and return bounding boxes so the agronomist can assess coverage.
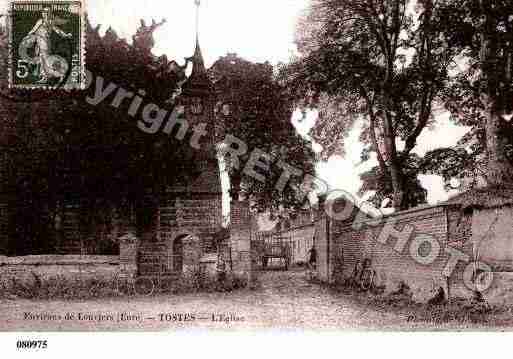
[182,234,202,273]
[312,216,324,280]
[119,231,139,278]
[230,200,255,285]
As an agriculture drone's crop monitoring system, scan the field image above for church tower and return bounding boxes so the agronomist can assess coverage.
[175,3,221,195]
[141,0,223,277]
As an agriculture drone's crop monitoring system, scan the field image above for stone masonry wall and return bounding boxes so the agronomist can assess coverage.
[156,193,222,275]
[0,255,120,287]
[159,194,222,254]
[229,200,253,279]
[314,216,329,280]
[0,237,140,286]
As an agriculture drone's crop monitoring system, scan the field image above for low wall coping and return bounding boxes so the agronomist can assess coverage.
[275,222,315,235]
[340,202,451,228]
[0,255,120,266]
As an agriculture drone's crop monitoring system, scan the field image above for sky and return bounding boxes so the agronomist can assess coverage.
[0,0,470,208]
[85,0,308,66]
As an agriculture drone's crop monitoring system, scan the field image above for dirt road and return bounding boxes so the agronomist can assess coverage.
[0,270,474,331]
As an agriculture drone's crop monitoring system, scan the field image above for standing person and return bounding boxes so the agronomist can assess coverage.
[307,246,317,270]
[216,256,227,287]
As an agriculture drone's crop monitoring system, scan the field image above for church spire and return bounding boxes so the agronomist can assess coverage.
[191,0,206,76]
[190,35,206,77]
[182,0,212,96]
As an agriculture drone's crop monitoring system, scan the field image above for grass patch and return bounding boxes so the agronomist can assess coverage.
[0,270,252,300]
[328,279,510,326]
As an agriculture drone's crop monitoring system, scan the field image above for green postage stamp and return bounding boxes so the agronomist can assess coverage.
[8,0,85,89]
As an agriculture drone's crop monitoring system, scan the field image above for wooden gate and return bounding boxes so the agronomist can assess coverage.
[253,233,292,270]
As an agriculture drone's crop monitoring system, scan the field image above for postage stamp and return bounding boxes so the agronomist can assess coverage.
[7,0,85,89]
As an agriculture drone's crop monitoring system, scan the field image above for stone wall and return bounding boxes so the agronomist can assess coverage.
[314,216,329,280]
[0,234,143,287]
[0,255,120,286]
[119,232,139,278]
[155,193,223,276]
[229,200,253,279]
[158,194,222,255]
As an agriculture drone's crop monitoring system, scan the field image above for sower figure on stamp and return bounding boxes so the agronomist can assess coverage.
[24,7,72,83]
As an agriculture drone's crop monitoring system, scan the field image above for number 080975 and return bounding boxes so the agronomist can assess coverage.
[16,340,48,350]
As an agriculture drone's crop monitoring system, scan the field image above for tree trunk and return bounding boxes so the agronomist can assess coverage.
[383,111,407,210]
[484,100,513,186]
[479,1,513,186]
[389,159,406,210]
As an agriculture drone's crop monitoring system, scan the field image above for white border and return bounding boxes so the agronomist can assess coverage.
[1,332,512,359]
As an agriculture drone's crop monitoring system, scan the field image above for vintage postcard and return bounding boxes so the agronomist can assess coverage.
[1,0,513,353]
[8,0,84,89]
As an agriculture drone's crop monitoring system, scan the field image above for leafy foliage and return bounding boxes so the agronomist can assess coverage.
[0,19,194,254]
[211,54,316,212]
[281,0,456,209]
[422,0,513,187]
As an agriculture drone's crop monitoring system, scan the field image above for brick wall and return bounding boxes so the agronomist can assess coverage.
[156,192,223,274]
[325,204,477,302]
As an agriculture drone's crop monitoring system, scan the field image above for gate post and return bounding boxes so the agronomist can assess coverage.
[119,231,139,279]
[230,200,256,286]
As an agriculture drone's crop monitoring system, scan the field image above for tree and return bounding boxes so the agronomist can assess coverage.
[0,18,194,254]
[428,0,513,187]
[282,0,456,209]
[210,54,316,213]
[359,153,427,208]
[1,19,317,252]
